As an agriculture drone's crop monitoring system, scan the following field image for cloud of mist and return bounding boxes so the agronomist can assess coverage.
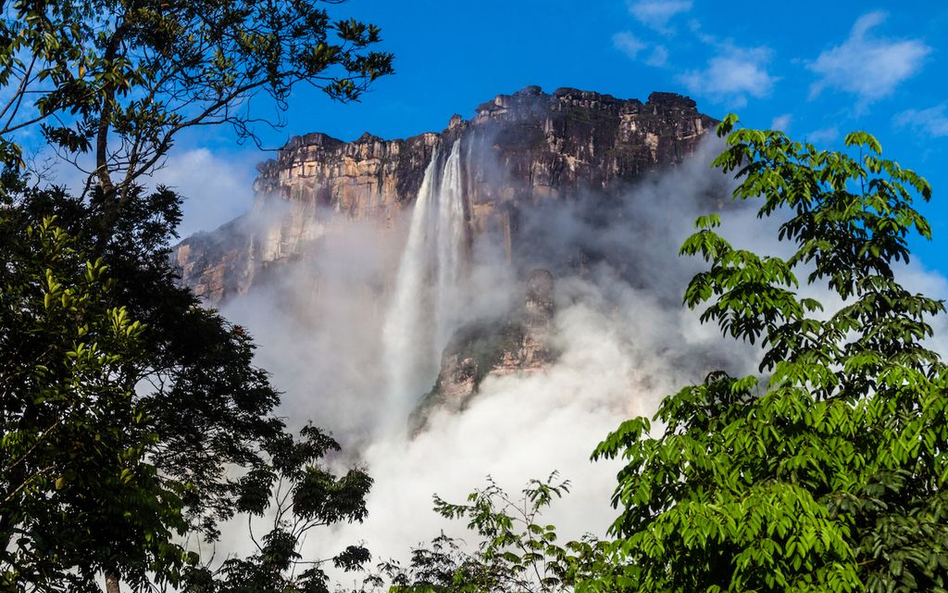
[27,143,257,243]
[206,137,759,570]
[153,148,258,238]
[203,133,948,582]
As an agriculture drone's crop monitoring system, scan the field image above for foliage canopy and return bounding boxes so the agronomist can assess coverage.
[0,0,393,203]
[0,180,376,593]
[0,0,392,590]
[593,116,947,593]
[0,203,191,591]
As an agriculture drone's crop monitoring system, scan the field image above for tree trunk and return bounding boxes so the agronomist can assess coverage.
[94,21,127,236]
[0,513,12,557]
[105,570,121,593]
[95,90,116,204]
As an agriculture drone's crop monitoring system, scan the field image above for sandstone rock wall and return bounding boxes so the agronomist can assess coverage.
[175,87,716,303]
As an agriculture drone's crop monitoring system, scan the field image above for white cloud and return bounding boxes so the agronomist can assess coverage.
[151,148,258,238]
[770,114,792,132]
[808,11,930,108]
[627,0,693,32]
[806,127,840,145]
[612,31,648,59]
[647,45,669,67]
[678,45,777,107]
[613,32,669,68]
[895,105,948,138]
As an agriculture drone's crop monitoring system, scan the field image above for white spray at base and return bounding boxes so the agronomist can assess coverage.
[381,140,466,434]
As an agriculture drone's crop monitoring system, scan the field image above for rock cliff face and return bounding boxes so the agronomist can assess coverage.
[175,86,716,303]
[410,269,558,433]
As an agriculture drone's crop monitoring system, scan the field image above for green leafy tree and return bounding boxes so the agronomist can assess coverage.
[0,0,393,205]
[1,1,392,591]
[370,474,610,593]
[181,425,373,593]
[0,208,192,592]
[1,177,377,593]
[592,118,947,593]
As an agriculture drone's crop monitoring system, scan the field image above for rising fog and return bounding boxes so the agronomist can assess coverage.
[200,134,947,581]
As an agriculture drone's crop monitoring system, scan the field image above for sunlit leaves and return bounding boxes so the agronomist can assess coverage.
[0,208,189,591]
[593,119,947,593]
[0,0,395,201]
[380,475,610,593]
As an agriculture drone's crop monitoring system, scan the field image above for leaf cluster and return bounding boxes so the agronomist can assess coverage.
[1,172,375,592]
[185,425,373,593]
[591,118,948,593]
[366,474,612,593]
[0,200,192,591]
[0,0,394,200]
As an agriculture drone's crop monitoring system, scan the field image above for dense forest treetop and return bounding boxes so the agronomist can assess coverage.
[0,0,393,202]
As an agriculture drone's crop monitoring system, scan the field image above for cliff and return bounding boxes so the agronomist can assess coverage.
[410,269,558,433]
[174,86,716,303]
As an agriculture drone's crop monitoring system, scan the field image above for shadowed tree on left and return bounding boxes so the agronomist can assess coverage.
[0,0,393,591]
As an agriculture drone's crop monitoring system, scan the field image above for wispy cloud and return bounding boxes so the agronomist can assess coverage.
[678,44,777,108]
[894,105,948,138]
[806,127,840,145]
[770,114,792,132]
[612,31,648,59]
[807,11,930,109]
[612,32,668,68]
[646,45,669,67]
[627,0,693,33]
[153,148,257,238]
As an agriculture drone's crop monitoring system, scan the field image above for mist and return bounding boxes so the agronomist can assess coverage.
[196,133,948,581]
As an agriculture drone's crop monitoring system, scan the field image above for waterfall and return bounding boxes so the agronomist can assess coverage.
[433,140,465,350]
[381,141,466,432]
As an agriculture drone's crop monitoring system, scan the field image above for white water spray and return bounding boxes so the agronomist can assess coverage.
[433,141,465,349]
[381,141,467,433]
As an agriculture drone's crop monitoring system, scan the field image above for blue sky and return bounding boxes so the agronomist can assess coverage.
[178,0,947,275]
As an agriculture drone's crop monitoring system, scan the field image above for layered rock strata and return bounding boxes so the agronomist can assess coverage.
[175,87,716,303]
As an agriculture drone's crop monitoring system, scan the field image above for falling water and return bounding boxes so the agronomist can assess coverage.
[380,141,467,432]
[433,140,465,349]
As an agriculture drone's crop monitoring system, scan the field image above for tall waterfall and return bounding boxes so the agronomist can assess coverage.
[381,141,466,431]
[433,140,465,349]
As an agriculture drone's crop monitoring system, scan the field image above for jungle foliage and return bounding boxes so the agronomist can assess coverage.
[593,116,947,593]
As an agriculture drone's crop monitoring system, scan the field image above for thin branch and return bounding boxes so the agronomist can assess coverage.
[0,54,38,125]
[6,419,62,473]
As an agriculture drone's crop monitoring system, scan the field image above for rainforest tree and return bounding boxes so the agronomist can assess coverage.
[0,1,392,591]
[0,179,375,593]
[593,117,947,593]
[0,0,393,202]
[0,204,189,592]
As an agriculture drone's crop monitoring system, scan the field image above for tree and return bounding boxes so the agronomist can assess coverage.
[368,474,610,593]
[1,178,377,593]
[181,425,373,593]
[1,1,392,591]
[592,118,947,593]
[0,203,192,592]
[0,0,393,206]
